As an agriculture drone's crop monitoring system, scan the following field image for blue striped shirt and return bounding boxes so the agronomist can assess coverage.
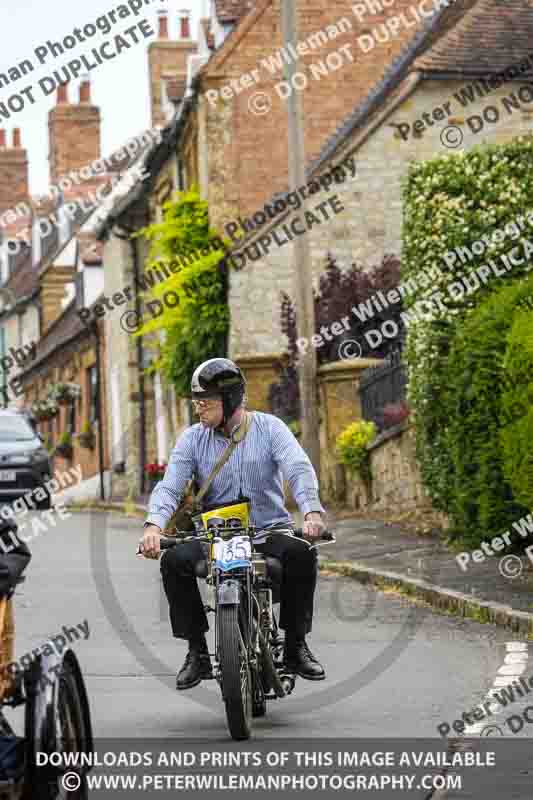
[145,411,324,531]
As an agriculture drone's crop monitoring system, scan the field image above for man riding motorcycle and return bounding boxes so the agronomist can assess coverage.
[142,358,327,690]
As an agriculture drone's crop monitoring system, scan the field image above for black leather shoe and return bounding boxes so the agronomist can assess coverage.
[284,640,325,681]
[176,644,212,690]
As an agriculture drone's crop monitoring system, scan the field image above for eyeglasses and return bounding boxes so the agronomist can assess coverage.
[192,397,221,409]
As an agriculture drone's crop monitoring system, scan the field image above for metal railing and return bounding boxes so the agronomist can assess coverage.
[359,348,407,431]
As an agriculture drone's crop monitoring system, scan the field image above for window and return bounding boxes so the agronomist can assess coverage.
[87,366,98,424]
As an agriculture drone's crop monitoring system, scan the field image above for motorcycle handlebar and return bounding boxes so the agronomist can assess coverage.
[137,527,334,555]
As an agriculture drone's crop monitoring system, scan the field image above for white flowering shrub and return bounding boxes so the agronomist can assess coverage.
[401,137,533,530]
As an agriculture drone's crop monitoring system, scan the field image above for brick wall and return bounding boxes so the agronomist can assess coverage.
[148,11,196,129]
[48,81,101,185]
[0,128,29,215]
[199,0,428,219]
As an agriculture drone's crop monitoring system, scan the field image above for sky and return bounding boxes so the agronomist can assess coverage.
[1,0,203,195]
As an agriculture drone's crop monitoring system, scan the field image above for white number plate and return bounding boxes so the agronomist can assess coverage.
[0,471,16,482]
[213,536,251,565]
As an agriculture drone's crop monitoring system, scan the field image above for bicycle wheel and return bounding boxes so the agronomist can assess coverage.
[217,604,252,740]
[25,660,89,800]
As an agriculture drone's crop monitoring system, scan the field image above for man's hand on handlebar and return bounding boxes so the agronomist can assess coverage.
[141,524,163,559]
[303,511,326,540]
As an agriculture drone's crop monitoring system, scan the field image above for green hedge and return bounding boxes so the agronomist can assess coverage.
[500,305,533,511]
[442,278,533,545]
[402,137,533,515]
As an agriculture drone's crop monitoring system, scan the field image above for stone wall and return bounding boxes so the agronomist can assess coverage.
[318,358,382,501]
[346,421,448,527]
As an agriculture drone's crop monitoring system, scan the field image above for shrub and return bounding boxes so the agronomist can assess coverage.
[442,277,533,545]
[402,137,533,512]
[336,420,376,482]
[275,253,404,423]
[280,252,405,367]
[500,306,533,510]
[134,186,230,396]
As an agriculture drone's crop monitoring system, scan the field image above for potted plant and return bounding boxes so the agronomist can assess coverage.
[78,420,96,450]
[54,431,73,460]
[145,462,167,492]
[51,382,81,406]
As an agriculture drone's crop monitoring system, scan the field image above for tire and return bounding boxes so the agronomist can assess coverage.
[24,660,90,800]
[217,604,252,740]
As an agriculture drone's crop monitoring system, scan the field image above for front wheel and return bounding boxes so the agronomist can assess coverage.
[217,604,252,740]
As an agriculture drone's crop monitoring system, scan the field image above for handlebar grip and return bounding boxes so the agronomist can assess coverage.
[159,536,179,550]
[293,528,334,541]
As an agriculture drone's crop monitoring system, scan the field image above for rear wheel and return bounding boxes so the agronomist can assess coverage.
[217,604,252,740]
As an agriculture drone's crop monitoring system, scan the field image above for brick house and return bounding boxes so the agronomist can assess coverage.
[90,0,446,497]
[224,0,533,494]
[0,77,154,500]
[226,0,533,356]
[172,0,445,408]
[95,10,198,500]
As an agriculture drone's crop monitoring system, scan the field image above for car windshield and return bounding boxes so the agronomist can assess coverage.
[0,416,36,442]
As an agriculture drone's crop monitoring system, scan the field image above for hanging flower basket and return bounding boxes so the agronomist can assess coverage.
[50,382,81,406]
[31,399,59,422]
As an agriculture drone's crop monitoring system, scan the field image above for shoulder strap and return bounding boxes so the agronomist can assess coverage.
[194,412,253,506]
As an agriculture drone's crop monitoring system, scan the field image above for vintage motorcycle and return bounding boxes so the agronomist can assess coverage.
[141,524,334,741]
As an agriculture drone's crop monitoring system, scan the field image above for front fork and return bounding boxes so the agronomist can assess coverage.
[207,571,252,684]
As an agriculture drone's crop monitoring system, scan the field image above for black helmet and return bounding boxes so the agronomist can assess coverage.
[191,358,246,424]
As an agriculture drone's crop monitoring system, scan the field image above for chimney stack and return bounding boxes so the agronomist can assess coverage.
[57,83,69,104]
[180,10,191,39]
[79,77,91,103]
[48,78,101,186]
[158,9,169,39]
[148,8,196,129]
[0,127,29,215]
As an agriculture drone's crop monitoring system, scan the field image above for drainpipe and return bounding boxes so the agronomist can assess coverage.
[112,225,147,496]
[92,318,105,501]
[175,158,192,425]
[131,235,147,495]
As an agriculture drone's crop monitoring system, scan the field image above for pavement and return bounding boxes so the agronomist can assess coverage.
[324,516,533,636]
[68,498,533,637]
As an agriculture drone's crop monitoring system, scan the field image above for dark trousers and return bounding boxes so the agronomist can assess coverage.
[160,533,318,642]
